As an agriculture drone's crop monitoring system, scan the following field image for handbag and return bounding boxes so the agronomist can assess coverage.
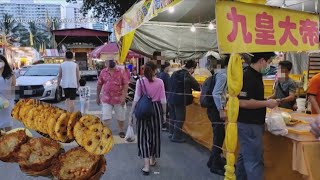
[134,78,154,119]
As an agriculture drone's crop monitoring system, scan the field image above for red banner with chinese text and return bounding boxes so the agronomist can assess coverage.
[216,1,319,53]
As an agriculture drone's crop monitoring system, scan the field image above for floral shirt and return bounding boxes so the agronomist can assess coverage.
[98,67,129,105]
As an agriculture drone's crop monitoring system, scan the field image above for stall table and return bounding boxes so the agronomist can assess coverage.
[183,93,320,180]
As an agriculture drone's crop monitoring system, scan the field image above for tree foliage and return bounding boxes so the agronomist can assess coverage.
[66,0,137,22]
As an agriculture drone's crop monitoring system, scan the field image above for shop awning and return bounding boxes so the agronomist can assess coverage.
[115,0,320,63]
[44,49,63,57]
[91,42,143,59]
[52,28,112,46]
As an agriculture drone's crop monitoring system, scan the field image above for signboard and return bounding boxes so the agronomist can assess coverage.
[114,0,182,40]
[216,1,319,53]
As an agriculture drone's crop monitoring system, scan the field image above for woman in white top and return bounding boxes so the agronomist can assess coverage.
[0,55,16,132]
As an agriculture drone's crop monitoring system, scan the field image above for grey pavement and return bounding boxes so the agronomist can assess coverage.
[0,81,223,180]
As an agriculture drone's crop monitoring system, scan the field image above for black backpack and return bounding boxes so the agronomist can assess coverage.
[200,74,217,108]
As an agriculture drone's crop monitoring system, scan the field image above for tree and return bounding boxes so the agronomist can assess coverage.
[66,0,137,22]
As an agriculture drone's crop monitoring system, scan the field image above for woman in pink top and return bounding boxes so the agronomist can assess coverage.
[129,61,167,176]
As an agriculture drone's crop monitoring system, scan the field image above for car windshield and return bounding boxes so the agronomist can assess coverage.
[24,66,59,76]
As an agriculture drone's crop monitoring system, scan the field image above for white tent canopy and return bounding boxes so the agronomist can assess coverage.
[119,0,319,61]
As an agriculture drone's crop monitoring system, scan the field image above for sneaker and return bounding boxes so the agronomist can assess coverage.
[162,127,168,131]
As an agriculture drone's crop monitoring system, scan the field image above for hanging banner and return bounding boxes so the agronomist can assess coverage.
[216,1,319,53]
[114,0,182,41]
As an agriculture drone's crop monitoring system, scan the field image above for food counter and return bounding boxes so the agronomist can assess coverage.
[182,92,320,180]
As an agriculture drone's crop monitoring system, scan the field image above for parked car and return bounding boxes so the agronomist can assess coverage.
[15,64,63,102]
[19,65,33,76]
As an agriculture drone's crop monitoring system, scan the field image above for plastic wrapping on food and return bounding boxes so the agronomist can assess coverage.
[266,109,288,136]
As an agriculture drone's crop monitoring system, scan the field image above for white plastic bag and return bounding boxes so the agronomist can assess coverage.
[125,125,135,142]
[266,109,288,136]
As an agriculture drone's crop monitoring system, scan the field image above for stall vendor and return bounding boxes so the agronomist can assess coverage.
[307,73,320,114]
[268,61,297,110]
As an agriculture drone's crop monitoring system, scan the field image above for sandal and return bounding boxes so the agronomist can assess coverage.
[119,132,125,138]
[141,168,150,176]
[150,161,157,166]
[150,158,157,166]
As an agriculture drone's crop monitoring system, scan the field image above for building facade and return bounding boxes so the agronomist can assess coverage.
[0,0,61,26]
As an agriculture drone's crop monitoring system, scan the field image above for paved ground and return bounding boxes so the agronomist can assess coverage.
[0,81,223,180]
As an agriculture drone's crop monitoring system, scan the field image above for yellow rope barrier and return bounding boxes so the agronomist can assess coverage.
[224,54,243,180]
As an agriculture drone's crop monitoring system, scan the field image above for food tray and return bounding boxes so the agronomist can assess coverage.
[287,123,312,135]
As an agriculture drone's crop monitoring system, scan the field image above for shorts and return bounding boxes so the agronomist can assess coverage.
[63,88,77,100]
[102,103,126,121]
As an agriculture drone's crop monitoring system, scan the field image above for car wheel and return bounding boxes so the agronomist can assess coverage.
[54,87,62,103]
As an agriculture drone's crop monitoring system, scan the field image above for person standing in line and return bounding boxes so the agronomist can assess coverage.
[206,54,229,175]
[57,51,80,112]
[168,60,200,143]
[0,55,16,132]
[129,61,166,175]
[236,52,279,180]
[78,78,90,115]
[96,60,129,138]
[156,62,171,131]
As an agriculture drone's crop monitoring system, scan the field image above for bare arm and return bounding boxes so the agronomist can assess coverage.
[279,92,296,103]
[239,99,278,109]
[57,66,62,87]
[309,95,320,114]
[76,65,80,88]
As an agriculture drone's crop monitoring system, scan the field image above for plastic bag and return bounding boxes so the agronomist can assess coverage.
[266,108,288,136]
[125,125,135,142]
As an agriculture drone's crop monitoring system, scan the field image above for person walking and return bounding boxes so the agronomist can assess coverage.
[129,61,167,175]
[156,62,171,131]
[236,52,279,180]
[57,51,80,112]
[0,55,16,132]
[168,60,200,143]
[206,54,229,175]
[78,78,90,115]
[96,60,129,138]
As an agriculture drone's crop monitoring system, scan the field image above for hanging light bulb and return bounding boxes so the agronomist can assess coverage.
[208,21,215,30]
[190,24,196,32]
[168,7,175,13]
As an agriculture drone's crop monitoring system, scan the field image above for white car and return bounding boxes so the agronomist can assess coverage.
[15,64,63,102]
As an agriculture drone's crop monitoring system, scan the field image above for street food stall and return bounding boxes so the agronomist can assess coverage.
[116,0,320,179]
[42,49,64,64]
[5,46,40,67]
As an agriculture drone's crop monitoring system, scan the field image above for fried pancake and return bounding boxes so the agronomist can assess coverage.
[54,113,70,142]
[0,130,28,162]
[67,111,81,140]
[52,147,101,180]
[17,137,61,172]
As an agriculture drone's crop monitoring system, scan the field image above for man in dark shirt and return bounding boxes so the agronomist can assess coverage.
[268,60,297,110]
[168,60,200,143]
[157,62,171,131]
[236,52,279,180]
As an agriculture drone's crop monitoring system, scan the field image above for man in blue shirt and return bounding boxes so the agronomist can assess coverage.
[157,62,171,131]
[206,54,229,175]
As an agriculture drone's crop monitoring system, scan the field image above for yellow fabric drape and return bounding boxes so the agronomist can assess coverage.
[238,0,265,4]
[119,30,136,64]
[224,54,243,180]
